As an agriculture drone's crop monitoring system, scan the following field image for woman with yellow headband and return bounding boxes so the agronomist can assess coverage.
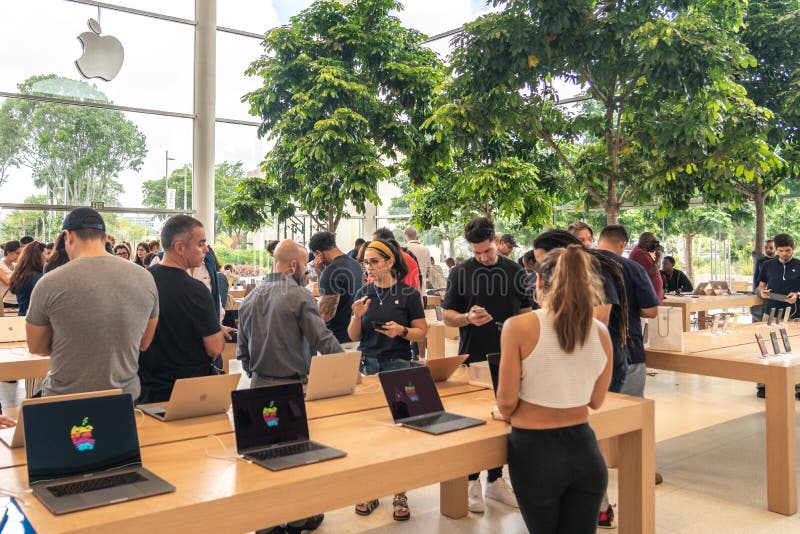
[347,238,428,522]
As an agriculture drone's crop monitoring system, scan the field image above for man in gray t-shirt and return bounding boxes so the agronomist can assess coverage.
[26,208,159,399]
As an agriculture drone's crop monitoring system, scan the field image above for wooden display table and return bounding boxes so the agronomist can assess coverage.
[647,322,800,515]
[660,294,763,331]
[0,391,653,534]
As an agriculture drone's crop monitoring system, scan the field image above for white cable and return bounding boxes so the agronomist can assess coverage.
[133,408,145,427]
[366,419,410,432]
[204,434,242,462]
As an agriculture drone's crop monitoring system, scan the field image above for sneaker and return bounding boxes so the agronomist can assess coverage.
[467,480,484,513]
[598,505,617,529]
[485,478,519,508]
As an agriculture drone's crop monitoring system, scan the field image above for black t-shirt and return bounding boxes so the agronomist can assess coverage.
[758,257,800,317]
[319,254,363,342]
[597,250,659,364]
[442,256,533,364]
[354,281,425,361]
[139,264,221,403]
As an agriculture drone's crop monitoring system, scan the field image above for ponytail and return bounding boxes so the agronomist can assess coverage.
[537,245,605,352]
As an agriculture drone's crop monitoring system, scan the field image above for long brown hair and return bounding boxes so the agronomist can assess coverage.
[9,241,45,294]
[536,245,605,353]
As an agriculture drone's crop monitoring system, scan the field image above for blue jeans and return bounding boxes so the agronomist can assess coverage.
[608,357,628,394]
[621,363,646,397]
[362,357,411,376]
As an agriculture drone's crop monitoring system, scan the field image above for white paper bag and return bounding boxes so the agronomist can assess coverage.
[646,306,684,352]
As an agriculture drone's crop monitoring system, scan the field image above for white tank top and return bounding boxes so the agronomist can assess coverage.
[519,309,606,409]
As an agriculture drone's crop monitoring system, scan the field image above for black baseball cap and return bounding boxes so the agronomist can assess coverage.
[499,233,519,248]
[62,207,106,232]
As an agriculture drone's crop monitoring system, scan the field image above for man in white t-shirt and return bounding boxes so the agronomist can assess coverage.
[404,227,430,290]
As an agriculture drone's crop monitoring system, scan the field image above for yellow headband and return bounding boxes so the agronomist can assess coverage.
[367,240,394,259]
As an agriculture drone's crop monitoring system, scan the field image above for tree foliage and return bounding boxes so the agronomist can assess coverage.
[423,0,778,226]
[0,75,146,205]
[224,0,445,232]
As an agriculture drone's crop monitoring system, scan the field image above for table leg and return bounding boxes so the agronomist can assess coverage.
[764,367,798,515]
[440,476,468,518]
[618,401,655,534]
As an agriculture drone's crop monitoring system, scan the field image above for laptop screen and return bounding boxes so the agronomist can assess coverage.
[23,394,141,485]
[487,353,501,394]
[378,366,444,422]
[231,383,310,453]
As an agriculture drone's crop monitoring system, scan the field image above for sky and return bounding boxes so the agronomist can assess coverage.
[0,0,581,218]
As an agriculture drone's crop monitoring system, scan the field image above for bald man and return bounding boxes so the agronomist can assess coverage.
[237,240,343,388]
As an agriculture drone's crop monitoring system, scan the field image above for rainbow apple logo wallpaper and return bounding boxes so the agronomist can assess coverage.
[75,18,124,81]
[70,416,96,452]
[405,383,419,402]
[262,401,279,427]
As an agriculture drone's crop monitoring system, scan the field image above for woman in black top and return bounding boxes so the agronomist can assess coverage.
[347,238,427,522]
[9,241,46,316]
[134,242,150,267]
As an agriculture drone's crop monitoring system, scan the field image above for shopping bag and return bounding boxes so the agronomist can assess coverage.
[646,306,684,352]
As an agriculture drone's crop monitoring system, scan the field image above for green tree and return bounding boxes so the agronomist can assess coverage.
[224,0,445,232]
[729,0,800,256]
[141,162,248,247]
[0,75,146,205]
[0,195,51,242]
[426,0,777,225]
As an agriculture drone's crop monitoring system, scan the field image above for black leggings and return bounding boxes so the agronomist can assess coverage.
[507,424,607,534]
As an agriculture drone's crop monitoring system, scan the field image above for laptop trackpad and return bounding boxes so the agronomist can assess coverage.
[78,480,146,505]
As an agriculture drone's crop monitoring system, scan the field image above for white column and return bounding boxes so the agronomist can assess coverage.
[193,0,216,240]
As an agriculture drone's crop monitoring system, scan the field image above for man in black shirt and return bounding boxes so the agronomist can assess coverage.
[751,239,776,321]
[443,217,531,513]
[660,256,693,294]
[139,215,223,404]
[309,231,363,343]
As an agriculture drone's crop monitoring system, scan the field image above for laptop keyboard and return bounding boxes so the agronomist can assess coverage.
[47,471,147,498]
[249,441,325,460]
[406,412,462,427]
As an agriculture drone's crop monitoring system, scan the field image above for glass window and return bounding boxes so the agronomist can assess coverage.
[216,32,265,122]
[0,1,193,113]
[0,96,192,210]
[217,0,315,35]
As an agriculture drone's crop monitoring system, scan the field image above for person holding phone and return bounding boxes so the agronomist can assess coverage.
[497,245,612,533]
[347,238,427,522]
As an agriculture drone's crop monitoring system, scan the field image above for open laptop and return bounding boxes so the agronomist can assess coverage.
[139,373,241,421]
[0,316,26,342]
[425,354,468,382]
[1,389,122,449]
[305,351,361,401]
[692,282,709,295]
[23,393,175,515]
[378,366,486,435]
[231,384,346,471]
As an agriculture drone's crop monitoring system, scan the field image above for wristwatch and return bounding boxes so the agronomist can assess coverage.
[402,326,409,338]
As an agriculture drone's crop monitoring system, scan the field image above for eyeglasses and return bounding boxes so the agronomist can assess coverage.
[361,258,386,267]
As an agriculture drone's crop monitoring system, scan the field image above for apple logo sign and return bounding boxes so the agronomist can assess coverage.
[75,18,124,82]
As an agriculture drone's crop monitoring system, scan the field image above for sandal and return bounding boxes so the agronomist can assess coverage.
[355,499,379,516]
[393,493,410,521]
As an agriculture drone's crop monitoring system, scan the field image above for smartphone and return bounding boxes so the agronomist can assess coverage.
[471,306,487,316]
[731,312,739,331]
[710,315,718,334]
[767,308,776,326]
[755,333,769,357]
[783,307,792,324]
[435,304,443,322]
[371,321,387,330]
[780,328,792,352]
[770,331,782,354]
[720,314,729,333]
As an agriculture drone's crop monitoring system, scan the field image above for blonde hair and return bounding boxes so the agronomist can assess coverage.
[536,245,605,352]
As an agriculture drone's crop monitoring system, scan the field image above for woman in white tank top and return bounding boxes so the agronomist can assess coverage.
[497,245,613,534]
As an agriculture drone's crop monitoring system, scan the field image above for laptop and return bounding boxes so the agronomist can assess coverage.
[23,394,175,515]
[434,305,443,322]
[425,354,468,382]
[305,351,361,401]
[1,389,122,449]
[139,373,241,421]
[0,316,26,342]
[692,282,709,295]
[378,366,486,435]
[231,384,346,471]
